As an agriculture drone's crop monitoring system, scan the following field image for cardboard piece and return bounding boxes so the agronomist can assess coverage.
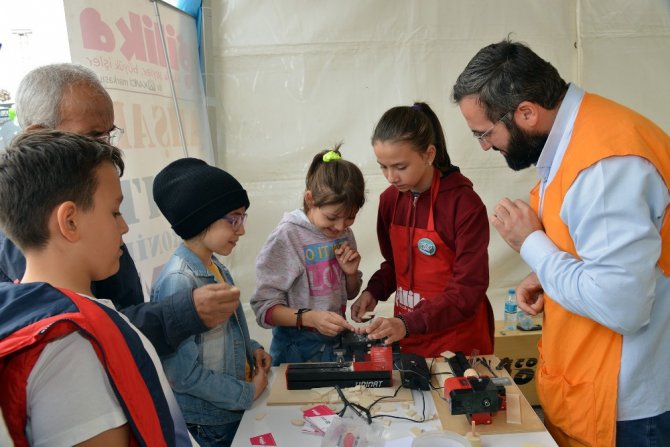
[431,355,546,435]
[493,318,542,406]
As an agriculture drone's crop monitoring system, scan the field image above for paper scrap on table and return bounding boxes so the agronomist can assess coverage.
[250,432,277,446]
[303,404,338,435]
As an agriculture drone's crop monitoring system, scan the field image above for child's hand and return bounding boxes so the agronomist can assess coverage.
[350,291,377,322]
[252,367,268,400]
[365,316,406,345]
[334,242,360,276]
[254,348,272,372]
[304,310,354,337]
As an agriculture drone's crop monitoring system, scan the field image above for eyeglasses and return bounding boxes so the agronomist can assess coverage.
[472,111,512,144]
[222,213,248,231]
[96,126,125,146]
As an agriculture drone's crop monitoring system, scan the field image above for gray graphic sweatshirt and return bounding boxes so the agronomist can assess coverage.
[250,209,359,329]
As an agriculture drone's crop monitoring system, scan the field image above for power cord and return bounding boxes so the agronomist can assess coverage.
[335,386,372,424]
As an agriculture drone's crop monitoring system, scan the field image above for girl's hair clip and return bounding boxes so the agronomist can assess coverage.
[322,150,342,163]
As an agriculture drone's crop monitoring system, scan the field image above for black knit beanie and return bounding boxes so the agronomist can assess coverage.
[153,158,250,239]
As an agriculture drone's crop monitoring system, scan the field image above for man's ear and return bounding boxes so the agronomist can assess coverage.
[55,202,80,242]
[514,101,541,131]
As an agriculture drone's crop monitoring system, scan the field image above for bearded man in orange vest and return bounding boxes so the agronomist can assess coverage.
[452,39,670,447]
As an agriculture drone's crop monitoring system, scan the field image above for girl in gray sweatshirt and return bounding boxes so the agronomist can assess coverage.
[250,146,366,365]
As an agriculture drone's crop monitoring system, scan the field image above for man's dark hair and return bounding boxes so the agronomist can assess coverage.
[0,130,124,250]
[452,38,568,122]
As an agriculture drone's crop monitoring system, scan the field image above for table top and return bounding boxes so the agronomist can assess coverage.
[231,362,558,447]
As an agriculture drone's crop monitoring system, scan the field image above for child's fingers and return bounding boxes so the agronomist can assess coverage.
[364,318,383,334]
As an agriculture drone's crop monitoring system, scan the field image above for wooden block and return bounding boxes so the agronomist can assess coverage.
[506,393,522,424]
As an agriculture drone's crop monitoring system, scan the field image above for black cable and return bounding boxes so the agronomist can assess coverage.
[364,372,428,423]
[335,385,372,424]
[370,385,427,423]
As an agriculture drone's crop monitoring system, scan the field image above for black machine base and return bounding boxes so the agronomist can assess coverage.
[285,362,392,390]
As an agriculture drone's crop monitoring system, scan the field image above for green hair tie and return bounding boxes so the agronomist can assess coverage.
[322,150,342,163]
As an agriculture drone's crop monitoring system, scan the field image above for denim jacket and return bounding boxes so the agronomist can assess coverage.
[151,243,262,425]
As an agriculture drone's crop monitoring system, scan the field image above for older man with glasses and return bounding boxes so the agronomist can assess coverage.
[0,63,241,356]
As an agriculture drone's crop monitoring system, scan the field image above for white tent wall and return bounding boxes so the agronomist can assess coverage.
[210,0,670,349]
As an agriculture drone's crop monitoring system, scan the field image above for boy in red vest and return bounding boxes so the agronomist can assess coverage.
[0,130,191,446]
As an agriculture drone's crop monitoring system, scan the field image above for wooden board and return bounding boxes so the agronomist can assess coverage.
[267,363,413,405]
[431,355,546,435]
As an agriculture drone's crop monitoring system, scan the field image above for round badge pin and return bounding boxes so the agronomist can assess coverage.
[417,238,436,256]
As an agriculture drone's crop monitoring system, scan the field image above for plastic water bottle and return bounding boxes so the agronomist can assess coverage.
[504,288,518,330]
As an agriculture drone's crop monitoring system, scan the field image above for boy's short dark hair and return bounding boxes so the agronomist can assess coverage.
[0,130,124,251]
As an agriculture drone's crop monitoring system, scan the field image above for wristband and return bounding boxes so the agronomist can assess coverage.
[395,314,410,338]
[295,308,311,330]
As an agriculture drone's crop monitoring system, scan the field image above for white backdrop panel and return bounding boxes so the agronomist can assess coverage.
[213,0,583,347]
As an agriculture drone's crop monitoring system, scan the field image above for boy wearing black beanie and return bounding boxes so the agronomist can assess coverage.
[151,158,271,447]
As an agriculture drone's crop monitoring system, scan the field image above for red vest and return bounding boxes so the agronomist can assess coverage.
[530,93,670,447]
[0,283,178,447]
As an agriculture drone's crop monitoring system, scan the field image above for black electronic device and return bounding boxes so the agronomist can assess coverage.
[396,353,431,390]
[285,361,392,390]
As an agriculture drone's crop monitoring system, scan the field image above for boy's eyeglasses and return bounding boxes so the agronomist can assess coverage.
[222,213,248,231]
[96,126,125,146]
[472,111,512,144]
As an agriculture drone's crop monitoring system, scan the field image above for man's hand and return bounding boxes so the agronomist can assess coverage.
[334,242,361,276]
[491,198,543,252]
[192,283,240,328]
[254,348,272,372]
[364,317,405,345]
[303,310,354,337]
[350,291,377,322]
[516,272,545,315]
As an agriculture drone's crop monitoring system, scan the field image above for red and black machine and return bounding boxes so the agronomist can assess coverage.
[443,351,506,424]
[285,331,394,390]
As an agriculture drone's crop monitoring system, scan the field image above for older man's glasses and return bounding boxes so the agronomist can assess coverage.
[96,126,125,146]
[472,112,512,144]
[222,213,248,231]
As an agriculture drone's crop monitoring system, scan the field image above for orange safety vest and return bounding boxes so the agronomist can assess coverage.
[529,93,670,447]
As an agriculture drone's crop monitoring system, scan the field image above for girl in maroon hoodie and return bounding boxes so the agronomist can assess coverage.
[351,102,494,357]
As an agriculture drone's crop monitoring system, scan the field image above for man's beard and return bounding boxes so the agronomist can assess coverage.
[496,121,548,171]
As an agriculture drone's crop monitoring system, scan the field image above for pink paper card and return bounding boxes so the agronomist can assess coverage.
[250,432,277,446]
